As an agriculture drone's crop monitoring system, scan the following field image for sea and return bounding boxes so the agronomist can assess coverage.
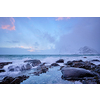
[0,54,100,84]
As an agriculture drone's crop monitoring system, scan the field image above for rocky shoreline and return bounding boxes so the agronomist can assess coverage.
[0,58,100,84]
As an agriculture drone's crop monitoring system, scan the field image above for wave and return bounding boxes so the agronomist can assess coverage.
[0,55,100,78]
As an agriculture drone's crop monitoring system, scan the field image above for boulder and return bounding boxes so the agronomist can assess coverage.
[64,60,96,70]
[24,59,41,67]
[61,67,94,80]
[64,61,73,65]
[91,59,100,62]
[0,69,5,73]
[32,63,49,76]
[56,59,64,63]
[51,63,59,66]
[0,75,29,84]
[0,62,12,69]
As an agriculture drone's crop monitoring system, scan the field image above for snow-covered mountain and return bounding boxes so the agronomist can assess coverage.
[78,46,98,54]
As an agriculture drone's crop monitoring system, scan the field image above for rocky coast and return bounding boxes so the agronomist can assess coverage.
[0,57,100,84]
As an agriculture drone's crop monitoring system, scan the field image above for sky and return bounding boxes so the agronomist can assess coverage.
[0,17,100,54]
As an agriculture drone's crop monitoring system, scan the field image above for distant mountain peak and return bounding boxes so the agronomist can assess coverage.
[79,46,98,54]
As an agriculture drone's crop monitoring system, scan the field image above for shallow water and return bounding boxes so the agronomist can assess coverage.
[21,66,75,84]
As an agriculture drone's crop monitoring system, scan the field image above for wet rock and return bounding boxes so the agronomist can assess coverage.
[91,59,100,62]
[33,72,39,76]
[24,59,41,67]
[25,63,32,70]
[0,75,29,84]
[81,77,99,84]
[0,62,12,69]
[56,59,64,63]
[51,63,59,66]
[65,60,84,66]
[82,80,88,84]
[65,60,97,70]
[0,69,5,73]
[61,67,94,80]
[8,66,21,71]
[8,66,15,71]
[94,68,100,73]
[33,63,49,76]
[73,60,83,62]
[41,67,48,73]
[64,61,73,65]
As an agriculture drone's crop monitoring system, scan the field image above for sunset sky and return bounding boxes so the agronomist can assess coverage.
[0,17,100,54]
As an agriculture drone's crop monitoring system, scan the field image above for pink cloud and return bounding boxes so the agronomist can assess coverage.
[66,17,71,20]
[10,17,15,25]
[56,17,63,21]
[1,17,15,31]
[1,25,15,30]
[27,17,31,20]
[55,17,71,21]
[28,49,34,52]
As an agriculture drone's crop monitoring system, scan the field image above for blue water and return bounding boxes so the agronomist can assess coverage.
[0,54,99,61]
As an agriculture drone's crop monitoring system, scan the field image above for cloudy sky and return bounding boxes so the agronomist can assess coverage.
[0,17,100,54]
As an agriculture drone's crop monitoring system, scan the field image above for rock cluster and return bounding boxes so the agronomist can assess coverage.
[24,59,41,67]
[31,63,49,76]
[0,62,12,69]
[0,75,29,84]
[0,58,100,84]
[61,59,100,83]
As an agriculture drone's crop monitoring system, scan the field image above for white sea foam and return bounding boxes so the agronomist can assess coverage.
[41,57,60,64]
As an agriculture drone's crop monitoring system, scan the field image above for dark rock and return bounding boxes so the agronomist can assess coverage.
[0,62,12,69]
[65,60,83,66]
[41,67,48,73]
[91,59,100,62]
[11,75,29,84]
[96,79,100,84]
[0,69,5,73]
[51,63,59,66]
[81,76,99,84]
[8,66,15,71]
[61,67,94,80]
[83,57,87,58]
[33,72,39,76]
[56,59,64,63]
[0,75,29,84]
[94,68,100,73]
[64,61,73,65]
[24,59,41,67]
[73,60,83,62]
[82,80,88,84]
[32,63,49,76]
[98,64,100,66]
[64,60,99,72]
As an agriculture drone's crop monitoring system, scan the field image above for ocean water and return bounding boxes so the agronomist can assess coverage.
[0,54,100,84]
